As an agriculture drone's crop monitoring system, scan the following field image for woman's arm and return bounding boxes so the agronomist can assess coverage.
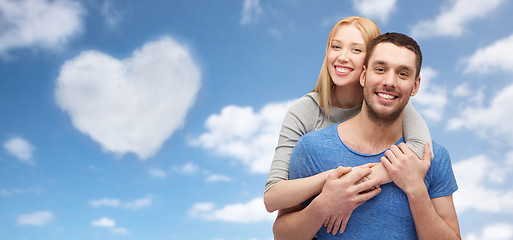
[265,170,333,212]
[264,95,323,212]
[403,101,433,159]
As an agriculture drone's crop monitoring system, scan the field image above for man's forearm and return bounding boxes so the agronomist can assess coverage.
[273,200,325,240]
[407,187,461,240]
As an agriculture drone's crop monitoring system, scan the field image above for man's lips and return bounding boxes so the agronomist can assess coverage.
[376,92,398,103]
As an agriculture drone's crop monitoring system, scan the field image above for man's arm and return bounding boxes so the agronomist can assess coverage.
[273,200,325,240]
[382,143,460,239]
[273,166,382,239]
[407,190,460,239]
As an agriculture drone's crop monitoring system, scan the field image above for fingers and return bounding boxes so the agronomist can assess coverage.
[325,216,337,235]
[398,143,421,160]
[381,155,391,170]
[324,216,330,228]
[356,176,381,193]
[345,167,372,184]
[330,218,342,236]
[339,217,349,234]
[329,166,352,179]
[389,145,403,160]
[356,187,381,203]
[423,142,431,162]
[361,162,378,168]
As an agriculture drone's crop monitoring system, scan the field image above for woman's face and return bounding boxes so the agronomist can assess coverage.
[327,25,366,88]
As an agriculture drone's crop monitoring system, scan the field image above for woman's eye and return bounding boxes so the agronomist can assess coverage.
[331,45,341,49]
[353,48,363,53]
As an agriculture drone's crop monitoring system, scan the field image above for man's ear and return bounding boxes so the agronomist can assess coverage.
[410,76,421,96]
[360,66,367,87]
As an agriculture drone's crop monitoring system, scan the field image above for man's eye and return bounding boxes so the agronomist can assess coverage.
[375,67,385,72]
[399,72,409,77]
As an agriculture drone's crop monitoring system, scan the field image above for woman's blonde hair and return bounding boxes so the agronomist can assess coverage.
[312,16,381,117]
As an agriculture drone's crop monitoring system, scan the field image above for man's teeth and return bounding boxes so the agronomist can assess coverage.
[377,93,396,100]
[336,67,350,73]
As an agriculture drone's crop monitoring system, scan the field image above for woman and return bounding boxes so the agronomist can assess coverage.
[264,16,432,234]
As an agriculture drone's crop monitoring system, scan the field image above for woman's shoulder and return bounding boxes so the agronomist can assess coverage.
[288,92,321,114]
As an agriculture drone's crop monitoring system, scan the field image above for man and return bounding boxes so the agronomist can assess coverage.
[273,32,460,239]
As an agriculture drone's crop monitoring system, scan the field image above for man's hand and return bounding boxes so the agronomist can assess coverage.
[315,165,382,235]
[381,142,431,194]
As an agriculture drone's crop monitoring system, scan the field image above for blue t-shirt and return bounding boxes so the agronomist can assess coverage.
[289,124,458,240]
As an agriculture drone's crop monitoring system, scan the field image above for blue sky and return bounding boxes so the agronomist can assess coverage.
[1,0,513,239]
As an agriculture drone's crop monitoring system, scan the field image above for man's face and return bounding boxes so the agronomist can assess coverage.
[360,42,420,123]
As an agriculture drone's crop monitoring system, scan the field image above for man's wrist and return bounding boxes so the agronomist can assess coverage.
[404,182,428,199]
[309,194,330,223]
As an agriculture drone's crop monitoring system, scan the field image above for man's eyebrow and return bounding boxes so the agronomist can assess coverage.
[398,65,414,73]
[370,60,386,66]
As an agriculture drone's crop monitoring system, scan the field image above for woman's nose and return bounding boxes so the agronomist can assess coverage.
[337,50,350,62]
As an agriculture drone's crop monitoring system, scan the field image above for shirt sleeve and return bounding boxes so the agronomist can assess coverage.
[426,143,458,199]
[403,101,434,159]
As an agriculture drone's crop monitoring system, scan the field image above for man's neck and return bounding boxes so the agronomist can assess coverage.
[338,107,403,155]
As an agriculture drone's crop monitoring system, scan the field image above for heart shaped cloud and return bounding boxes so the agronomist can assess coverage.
[55,37,201,159]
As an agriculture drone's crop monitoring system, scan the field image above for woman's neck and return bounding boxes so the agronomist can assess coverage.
[331,84,363,109]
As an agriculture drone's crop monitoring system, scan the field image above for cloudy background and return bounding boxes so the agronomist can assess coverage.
[1,0,512,239]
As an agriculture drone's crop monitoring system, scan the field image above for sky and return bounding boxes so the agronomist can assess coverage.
[1,0,513,239]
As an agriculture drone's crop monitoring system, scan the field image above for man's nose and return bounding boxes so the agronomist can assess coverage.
[382,72,397,87]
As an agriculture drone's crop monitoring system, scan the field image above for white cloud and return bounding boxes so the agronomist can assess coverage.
[269,28,283,39]
[17,211,53,226]
[462,33,513,74]
[189,197,276,223]
[3,137,35,165]
[90,198,121,207]
[448,83,513,145]
[91,217,115,227]
[465,222,513,240]
[353,0,396,23]
[0,186,44,196]
[411,0,504,38]
[55,36,201,160]
[172,162,200,175]
[181,162,199,175]
[101,0,122,28]
[123,196,152,209]
[91,217,130,234]
[206,174,232,183]
[453,154,513,214]
[149,168,167,179]
[90,196,152,209]
[191,100,294,174]
[453,83,472,97]
[240,0,262,25]
[412,67,448,122]
[0,0,85,54]
[111,227,129,234]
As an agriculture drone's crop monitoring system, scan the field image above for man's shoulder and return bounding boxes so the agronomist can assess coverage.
[300,123,337,141]
[295,124,339,154]
[429,140,453,172]
[431,141,450,160]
